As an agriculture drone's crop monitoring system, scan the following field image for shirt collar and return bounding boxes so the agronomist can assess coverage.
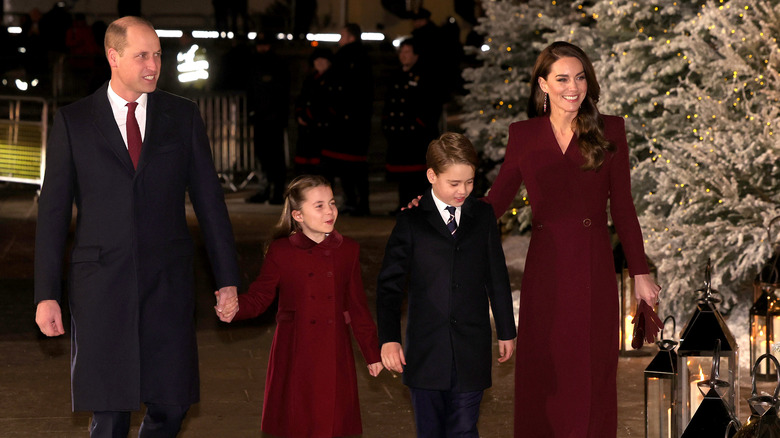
[107,81,148,111]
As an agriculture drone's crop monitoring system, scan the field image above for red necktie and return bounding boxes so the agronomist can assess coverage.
[126,102,142,169]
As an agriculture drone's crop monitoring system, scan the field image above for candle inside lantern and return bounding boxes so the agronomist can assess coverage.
[690,365,705,418]
[624,315,633,348]
[667,407,672,438]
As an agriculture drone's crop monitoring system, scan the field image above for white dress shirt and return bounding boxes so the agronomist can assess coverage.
[430,189,462,226]
[107,81,148,149]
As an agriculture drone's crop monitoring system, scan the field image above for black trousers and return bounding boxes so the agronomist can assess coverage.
[409,387,483,438]
[89,403,190,438]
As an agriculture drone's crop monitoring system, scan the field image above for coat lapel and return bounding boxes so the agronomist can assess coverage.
[421,193,457,240]
[135,90,168,174]
[91,83,135,174]
[455,197,477,240]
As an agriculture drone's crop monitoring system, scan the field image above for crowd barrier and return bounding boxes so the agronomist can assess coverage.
[0,96,49,187]
[194,92,259,192]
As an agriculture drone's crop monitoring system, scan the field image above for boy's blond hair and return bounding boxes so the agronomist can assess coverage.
[426,132,479,174]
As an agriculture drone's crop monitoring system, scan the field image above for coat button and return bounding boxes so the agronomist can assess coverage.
[582,218,592,227]
[536,224,543,230]
[326,272,333,277]
[450,318,457,325]
[308,272,314,277]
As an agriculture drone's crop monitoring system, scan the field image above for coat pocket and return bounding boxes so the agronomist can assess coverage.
[69,246,101,282]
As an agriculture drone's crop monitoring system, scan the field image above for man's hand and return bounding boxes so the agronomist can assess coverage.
[381,342,406,373]
[498,338,516,363]
[36,300,65,337]
[214,286,239,322]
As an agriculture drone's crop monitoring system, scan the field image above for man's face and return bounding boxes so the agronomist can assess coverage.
[339,28,355,47]
[398,45,418,71]
[108,24,161,101]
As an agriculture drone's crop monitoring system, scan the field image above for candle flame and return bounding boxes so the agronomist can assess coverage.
[698,365,705,381]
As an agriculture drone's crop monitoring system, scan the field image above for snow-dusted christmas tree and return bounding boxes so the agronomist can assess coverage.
[631,0,780,324]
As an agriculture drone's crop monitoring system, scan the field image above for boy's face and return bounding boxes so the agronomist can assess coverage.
[427,164,474,207]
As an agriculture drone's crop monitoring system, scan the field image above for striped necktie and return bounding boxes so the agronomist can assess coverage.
[445,206,457,236]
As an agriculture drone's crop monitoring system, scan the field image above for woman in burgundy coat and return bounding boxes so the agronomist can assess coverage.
[229,175,383,437]
[484,42,661,437]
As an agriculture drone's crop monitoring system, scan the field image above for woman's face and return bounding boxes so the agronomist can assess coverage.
[538,56,587,116]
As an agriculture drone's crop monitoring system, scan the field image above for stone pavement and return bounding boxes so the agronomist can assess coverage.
[0,181,680,437]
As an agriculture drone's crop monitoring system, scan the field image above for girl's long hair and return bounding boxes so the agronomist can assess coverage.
[272,174,332,240]
[527,41,615,171]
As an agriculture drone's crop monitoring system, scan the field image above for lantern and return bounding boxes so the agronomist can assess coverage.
[734,353,780,437]
[677,259,739,435]
[645,316,678,438]
[750,216,780,380]
[680,339,740,438]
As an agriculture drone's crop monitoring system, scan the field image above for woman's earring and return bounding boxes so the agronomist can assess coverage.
[543,92,548,113]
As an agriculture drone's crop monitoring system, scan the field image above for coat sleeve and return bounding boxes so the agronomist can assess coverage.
[483,122,525,217]
[235,244,281,321]
[483,207,517,341]
[344,243,381,365]
[375,214,413,345]
[34,110,75,304]
[606,117,650,277]
[184,102,241,288]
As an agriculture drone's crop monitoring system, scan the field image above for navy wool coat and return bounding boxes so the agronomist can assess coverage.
[34,83,240,411]
[376,193,516,392]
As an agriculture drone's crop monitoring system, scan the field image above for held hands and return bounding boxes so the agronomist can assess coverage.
[35,300,65,337]
[367,362,384,377]
[214,286,239,322]
[381,342,406,374]
[498,338,516,363]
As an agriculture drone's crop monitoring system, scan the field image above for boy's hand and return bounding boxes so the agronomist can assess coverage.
[381,342,406,373]
[498,338,516,363]
[367,362,383,377]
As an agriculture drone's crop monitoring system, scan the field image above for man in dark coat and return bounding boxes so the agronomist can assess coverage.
[382,38,443,213]
[322,23,373,216]
[245,35,290,204]
[34,16,240,437]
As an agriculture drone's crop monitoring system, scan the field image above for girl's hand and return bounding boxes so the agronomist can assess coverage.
[634,274,661,306]
[367,362,383,377]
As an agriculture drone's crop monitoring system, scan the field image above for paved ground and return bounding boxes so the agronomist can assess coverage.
[0,180,749,437]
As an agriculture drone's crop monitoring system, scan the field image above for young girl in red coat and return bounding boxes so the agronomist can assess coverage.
[224,175,383,437]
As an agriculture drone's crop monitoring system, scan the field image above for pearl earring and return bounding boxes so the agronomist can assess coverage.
[543,92,548,113]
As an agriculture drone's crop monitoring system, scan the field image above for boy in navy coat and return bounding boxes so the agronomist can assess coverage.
[376,132,516,437]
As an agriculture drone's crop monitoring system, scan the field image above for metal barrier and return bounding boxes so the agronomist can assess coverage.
[0,96,49,187]
[194,92,257,191]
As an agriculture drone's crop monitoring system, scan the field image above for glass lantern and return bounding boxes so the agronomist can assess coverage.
[750,287,780,380]
[644,316,678,438]
[751,216,780,380]
[677,260,739,436]
[680,339,740,438]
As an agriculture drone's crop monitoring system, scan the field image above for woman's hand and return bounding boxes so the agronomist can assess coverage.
[634,274,661,306]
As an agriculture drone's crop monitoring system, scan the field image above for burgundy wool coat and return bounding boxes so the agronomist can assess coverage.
[234,231,381,438]
[485,115,649,438]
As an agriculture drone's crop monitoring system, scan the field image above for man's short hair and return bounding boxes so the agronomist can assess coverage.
[343,23,362,41]
[104,16,155,57]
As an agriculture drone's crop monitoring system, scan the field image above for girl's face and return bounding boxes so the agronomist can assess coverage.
[292,186,338,243]
[538,56,587,116]
[427,163,474,207]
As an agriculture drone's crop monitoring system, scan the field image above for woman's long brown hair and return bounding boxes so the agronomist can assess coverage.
[527,41,615,171]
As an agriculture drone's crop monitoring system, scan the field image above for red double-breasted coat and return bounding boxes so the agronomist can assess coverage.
[486,115,649,437]
[234,231,381,438]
